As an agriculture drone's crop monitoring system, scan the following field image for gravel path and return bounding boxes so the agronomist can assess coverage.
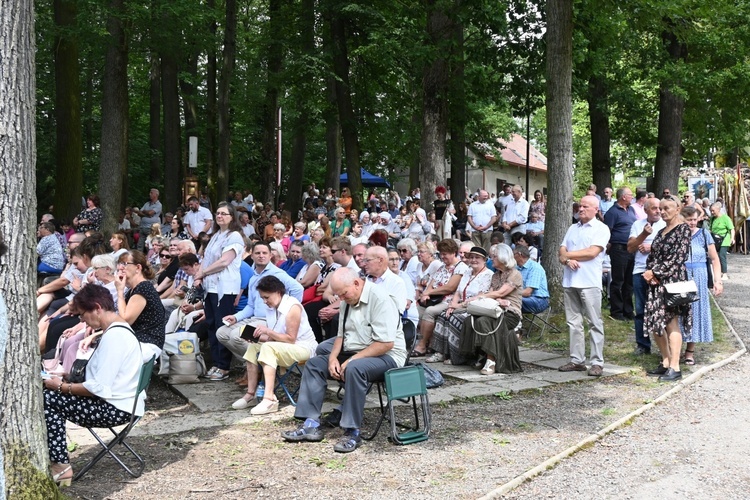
[501,253,750,499]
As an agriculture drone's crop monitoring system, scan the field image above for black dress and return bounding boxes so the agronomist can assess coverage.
[644,223,692,337]
[126,280,166,349]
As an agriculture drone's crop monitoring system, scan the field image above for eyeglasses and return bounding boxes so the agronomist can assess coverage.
[331,248,344,253]
[93,266,109,270]
[160,254,172,258]
[119,261,137,267]
[215,211,230,216]
[399,249,409,253]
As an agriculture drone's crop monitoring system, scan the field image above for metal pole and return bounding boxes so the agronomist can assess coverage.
[525,112,531,199]
[276,107,282,209]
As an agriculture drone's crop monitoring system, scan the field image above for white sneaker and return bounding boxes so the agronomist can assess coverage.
[425,352,445,363]
[722,273,729,280]
[202,367,218,379]
[480,359,496,375]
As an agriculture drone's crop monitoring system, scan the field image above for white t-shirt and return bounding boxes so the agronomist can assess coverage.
[183,206,214,236]
[560,219,610,289]
[629,218,666,275]
[266,295,318,358]
[467,200,497,233]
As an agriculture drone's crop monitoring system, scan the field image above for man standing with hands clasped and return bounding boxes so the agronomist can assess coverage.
[467,189,498,253]
[603,187,637,322]
[558,195,611,377]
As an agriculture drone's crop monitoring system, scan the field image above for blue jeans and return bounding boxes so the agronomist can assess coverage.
[633,273,650,350]
[522,296,549,314]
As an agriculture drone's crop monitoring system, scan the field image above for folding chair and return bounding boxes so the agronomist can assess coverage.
[74,356,155,481]
[524,305,561,340]
[362,364,431,444]
[274,361,305,406]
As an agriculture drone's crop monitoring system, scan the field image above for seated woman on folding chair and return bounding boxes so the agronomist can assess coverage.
[231,275,318,415]
[43,284,147,486]
[460,243,524,375]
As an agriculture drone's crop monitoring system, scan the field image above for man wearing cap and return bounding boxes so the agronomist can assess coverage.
[558,195,610,377]
[467,189,498,253]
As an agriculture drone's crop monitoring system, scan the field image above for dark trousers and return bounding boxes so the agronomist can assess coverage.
[204,292,236,371]
[608,244,634,318]
[633,273,651,350]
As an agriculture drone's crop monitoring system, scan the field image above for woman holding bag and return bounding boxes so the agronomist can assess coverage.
[460,244,524,375]
[679,206,723,365]
[643,197,692,382]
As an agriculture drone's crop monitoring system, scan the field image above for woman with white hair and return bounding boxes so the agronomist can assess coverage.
[296,242,323,287]
[269,241,287,267]
[330,207,351,237]
[359,211,373,238]
[396,238,421,286]
[460,243,524,375]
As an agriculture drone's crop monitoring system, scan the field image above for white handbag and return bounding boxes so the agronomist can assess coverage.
[466,297,504,319]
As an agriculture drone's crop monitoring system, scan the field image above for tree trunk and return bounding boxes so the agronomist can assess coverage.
[420,0,451,210]
[1,0,64,496]
[218,0,237,203]
[654,25,687,196]
[410,104,421,193]
[286,0,315,221]
[330,10,362,210]
[542,0,574,304]
[323,80,341,191]
[148,50,161,187]
[161,52,181,213]
[180,52,199,182]
[97,0,130,238]
[588,75,611,193]
[206,0,218,203]
[259,0,283,205]
[449,8,466,209]
[52,0,83,223]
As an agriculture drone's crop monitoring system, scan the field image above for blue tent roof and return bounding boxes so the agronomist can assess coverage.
[339,168,390,188]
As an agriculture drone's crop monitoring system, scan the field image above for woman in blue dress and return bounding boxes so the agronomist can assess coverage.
[680,206,723,364]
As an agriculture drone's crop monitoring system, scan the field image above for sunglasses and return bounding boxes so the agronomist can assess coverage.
[160,254,172,258]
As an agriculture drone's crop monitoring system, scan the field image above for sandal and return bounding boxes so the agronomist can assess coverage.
[231,391,257,410]
[52,465,73,487]
[480,359,496,375]
[683,349,695,365]
[410,348,427,358]
[333,431,363,453]
[251,397,279,415]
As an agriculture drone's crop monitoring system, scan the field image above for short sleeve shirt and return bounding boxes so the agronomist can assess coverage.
[560,219,610,289]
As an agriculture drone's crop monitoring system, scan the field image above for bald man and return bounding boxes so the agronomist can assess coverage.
[558,196,611,377]
[282,268,406,453]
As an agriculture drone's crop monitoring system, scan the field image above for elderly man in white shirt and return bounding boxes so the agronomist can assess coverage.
[467,189,498,253]
[558,195,611,377]
[501,184,530,245]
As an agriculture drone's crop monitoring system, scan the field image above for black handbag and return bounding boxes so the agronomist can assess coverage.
[423,293,449,307]
[702,231,713,289]
[68,358,89,384]
[664,281,699,307]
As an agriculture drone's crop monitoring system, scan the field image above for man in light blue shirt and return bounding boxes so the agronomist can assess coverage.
[217,242,303,362]
[598,187,615,217]
[514,246,549,314]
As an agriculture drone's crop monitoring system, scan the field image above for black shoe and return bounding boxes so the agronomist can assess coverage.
[658,368,682,382]
[608,314,627,322]
[633,346,651,356]
[323,409,342,428]
[623,314,635,320]
[333,430,362,453]
[647,364,668,376]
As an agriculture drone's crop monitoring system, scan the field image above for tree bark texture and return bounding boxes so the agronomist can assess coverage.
[542,0,574,304]
[285,0,315,221]
[161,49,181,211]
[324,75,342,192]
[180,52,199,182]
[97,0,130,238]
[654,25,687,196]
[0,0,61,496]
[206,0,218,202]
[449,11,466,210]
[420,0,451,210]
[259,0,283,205]
[52,0,83,223]
[148,50,161,187]
[330,11,363,211]
[588,75,612,192]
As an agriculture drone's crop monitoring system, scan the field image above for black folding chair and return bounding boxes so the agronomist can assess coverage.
[74,356,155,481]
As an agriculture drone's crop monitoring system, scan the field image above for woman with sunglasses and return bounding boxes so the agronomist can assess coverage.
[194,202,245,381]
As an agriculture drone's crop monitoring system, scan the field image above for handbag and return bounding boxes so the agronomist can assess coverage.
[42,335,67,376]
[409,361,444,388]
[423,293,449,307]
[663,280,699,308]
[167,352,207,384]
[711,232,724,248]
[466,297,504,319]
[67,340,97,383]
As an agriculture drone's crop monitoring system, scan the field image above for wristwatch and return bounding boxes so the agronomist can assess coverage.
[564,258,570,265]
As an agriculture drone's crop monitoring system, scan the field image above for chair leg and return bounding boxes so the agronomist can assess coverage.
[74,422,145,481]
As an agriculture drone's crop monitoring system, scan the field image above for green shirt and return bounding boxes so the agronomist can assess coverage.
[710,214,734,247]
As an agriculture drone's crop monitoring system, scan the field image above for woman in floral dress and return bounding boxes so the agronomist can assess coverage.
[643,198,692,382]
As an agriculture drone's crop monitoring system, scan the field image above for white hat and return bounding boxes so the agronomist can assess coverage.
[379,212,391,221]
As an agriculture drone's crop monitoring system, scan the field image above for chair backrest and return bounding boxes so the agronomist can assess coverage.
[385,365,427,400]
[136,356,156,397]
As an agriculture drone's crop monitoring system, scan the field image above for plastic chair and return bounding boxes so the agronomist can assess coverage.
[74,356,155,481]
[362,364,431,444]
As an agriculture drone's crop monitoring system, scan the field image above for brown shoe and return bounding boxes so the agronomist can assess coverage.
[588,365,603,377]
[558,362,586,372]
[236,374,248,387]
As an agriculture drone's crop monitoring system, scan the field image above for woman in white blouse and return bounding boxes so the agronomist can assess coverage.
[232,275,318,414]
[193,202,246,381]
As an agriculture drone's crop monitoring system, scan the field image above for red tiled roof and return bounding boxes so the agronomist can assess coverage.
[481,134,548,172]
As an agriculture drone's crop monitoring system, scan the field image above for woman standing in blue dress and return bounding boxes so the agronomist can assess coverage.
[680,206,723,364]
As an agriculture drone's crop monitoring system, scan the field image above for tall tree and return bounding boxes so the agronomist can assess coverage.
[324,75,342,191]
[52,0,83,222]
[420,0,452,210]
[160,0,182,212]
[1,0,61,495]
[542,0,574,300]
[148,50,161,186]
[588,75,612,192]
[205,0,218,201]
[330,5,363,211]
[97,0,130,237]
[653,22,687,195]
[448,4,466,209]
[217,0,237,202]
[259,0,283,205]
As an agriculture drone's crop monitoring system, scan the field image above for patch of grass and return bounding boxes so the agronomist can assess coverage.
[326,458,347,470]
[491,434,511,446]
[515,422,533,430]
[601,407,616,416]
[494,390,513,400]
